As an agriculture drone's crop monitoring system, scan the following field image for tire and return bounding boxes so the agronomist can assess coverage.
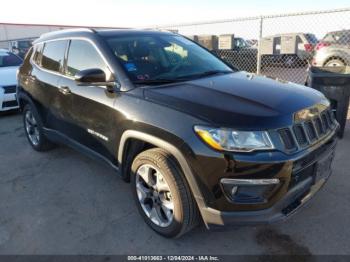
[131,148,199,238]
[23,103,55,151]
[324,58,345,67]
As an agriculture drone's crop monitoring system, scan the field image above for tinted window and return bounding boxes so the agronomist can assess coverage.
[234,38,248,48]
[105,34,233,83]
[33,43,44,65]
[323,31,350,44]
[0,51,23,67]
[66,40,107,77]
[41,40,67,72]
[305,34,318,44]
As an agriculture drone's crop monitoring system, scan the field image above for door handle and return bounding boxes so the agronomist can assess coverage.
[58,86,71,95]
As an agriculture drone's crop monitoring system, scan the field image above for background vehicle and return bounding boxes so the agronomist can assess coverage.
[312,29,350,67]
[261,32,318,67]
[8,39,35,59]
[18,29,338,238]
[0,49,22,111]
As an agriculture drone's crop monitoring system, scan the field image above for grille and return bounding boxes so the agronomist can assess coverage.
[278,128,295,150]
[314,117,324,135]
[278,109,336,151]
[2,100,18,108]
[3,85,16,94]
[305,121,317,141]
[293,125,308,146]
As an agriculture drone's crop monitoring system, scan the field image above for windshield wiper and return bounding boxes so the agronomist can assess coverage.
[133,78,184,85]
[133,70,233,85]
[177,70,233,80]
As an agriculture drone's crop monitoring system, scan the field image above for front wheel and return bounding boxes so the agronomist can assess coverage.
[131,148,199,238]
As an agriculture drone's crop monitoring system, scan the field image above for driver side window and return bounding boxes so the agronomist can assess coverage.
[66,40,109,78]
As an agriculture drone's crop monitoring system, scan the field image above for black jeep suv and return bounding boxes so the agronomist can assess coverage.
[17,29,339,238]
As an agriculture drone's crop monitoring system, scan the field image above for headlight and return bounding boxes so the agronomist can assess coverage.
[194,126,274,152]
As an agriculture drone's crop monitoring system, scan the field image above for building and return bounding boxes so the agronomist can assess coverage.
[0,23,123,50]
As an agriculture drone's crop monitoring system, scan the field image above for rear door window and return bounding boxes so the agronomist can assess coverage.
[32,43,44,65]
[41,40,68,73]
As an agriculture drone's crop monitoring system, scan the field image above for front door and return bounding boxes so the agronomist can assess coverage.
[61,39,118,161]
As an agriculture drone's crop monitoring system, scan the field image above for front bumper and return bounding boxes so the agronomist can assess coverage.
[196,132,337,228]
[0,90,19,111]
[202,171,329,227]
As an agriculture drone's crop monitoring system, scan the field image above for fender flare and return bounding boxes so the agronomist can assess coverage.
[118,130,207,210]
[17,91,32,110]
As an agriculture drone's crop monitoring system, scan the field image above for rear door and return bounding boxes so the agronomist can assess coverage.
[59,39,118,160]
[32,40,71,132]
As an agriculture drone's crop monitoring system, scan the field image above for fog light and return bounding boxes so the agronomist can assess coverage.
[220,178,280,203]
[231,186,238,195]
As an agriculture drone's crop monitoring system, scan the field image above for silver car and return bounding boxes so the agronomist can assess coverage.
[312,30,350,67]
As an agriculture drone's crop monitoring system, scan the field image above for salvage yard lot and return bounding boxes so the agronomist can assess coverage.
[0,111,349,255]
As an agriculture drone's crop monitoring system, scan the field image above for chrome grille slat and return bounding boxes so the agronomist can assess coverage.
[278,128,296,150]
[305,121,317,141]
[278,109,336,151]
[314,117,324,136]
[293,124,308,147]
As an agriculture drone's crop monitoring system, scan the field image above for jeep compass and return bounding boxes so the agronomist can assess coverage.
[17,29,338,238]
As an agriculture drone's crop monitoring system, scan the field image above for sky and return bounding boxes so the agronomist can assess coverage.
[1,0,349,28]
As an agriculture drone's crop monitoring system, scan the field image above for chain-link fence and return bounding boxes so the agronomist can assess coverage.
[156,8,350,85]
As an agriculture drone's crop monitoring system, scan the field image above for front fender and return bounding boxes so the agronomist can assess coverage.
[118,129,208,220]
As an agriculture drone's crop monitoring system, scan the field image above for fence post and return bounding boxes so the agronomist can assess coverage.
[256,16,263,75]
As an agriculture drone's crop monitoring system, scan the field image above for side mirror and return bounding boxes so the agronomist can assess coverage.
[74,68,120,92]
[74,68,107,83]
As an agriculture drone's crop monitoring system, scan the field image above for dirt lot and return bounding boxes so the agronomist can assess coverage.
[0,111,349,255]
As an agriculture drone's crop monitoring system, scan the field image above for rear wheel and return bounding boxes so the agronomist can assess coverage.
[23,103,54,151]
[131,148,199,238]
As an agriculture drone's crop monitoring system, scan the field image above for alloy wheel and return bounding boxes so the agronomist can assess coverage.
[25,110,40,146]
[135,164,174,227]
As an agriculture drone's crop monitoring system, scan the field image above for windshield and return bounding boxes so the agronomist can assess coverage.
[105,34,234,84]
[323,31,350,43]
[0,51,23,67]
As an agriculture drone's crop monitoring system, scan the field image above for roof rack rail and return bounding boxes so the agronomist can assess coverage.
[38,28,96,39]
[88,28,98,33]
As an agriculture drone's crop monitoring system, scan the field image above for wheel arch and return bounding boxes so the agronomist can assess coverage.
[17,91,46,125]
[17,90,31,111]
[323,53,349,66]
[118,130,207,211]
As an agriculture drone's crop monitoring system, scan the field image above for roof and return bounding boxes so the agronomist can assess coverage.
[34,28,175,43]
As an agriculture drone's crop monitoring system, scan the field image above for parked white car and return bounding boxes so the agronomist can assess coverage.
[0,49,23,111]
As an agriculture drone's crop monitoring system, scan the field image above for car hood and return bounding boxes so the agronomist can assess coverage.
[144,72,328,129]
[0,66,19,86]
